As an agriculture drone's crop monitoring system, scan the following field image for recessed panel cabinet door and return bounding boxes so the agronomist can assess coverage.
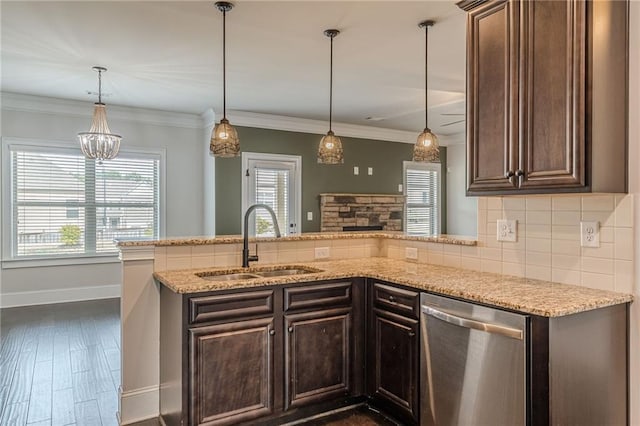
[466,0,519,193]
[519,0,586,189]
[369,308,419,423]
[284,308,352,410]
[189,318,275,426]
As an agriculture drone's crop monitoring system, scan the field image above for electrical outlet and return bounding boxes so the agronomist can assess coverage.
[353,166,359,175]
[307,211,313,221]
[580,221,600,247]
[368,167,373,175]
[405,247,418,260]
[315,247,330,259]
[496,219,517,242]
[398,184,403,192]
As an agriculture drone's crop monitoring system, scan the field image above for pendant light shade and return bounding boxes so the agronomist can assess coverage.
[413,20,440,163]
[318,29,344,165]
[77,67,122,162]
[210,1,240,157]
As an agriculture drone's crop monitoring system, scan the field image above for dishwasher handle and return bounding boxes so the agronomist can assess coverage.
[421,305,524,340]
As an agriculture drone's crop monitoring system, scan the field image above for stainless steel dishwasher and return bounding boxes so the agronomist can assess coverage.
[420,293,528,426]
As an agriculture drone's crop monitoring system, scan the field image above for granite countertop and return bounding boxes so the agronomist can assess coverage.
[116,231,477,247]
[153,257,633,318]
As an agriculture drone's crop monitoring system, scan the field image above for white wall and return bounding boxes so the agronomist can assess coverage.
[0,93,206,307]
[446,143,477,236]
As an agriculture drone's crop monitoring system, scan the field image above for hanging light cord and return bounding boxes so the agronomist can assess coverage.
[424,24,428,130]
[222,7,227,120]
[329,33,334,132]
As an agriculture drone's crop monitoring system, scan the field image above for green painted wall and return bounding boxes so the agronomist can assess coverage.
[215,126,447,235]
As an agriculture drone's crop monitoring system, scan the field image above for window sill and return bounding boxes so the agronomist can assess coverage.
[1,254,121,269]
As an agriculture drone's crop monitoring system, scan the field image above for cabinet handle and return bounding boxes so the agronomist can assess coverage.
[269,329,275,336]
[389,295,395,302]
[288,326,293,333]
[505,171,515,178]
[408,331,416,338]
[515,170,524,177]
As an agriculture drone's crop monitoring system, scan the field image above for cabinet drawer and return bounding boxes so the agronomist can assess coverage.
[284,281,352,312]
[189,289,274,325]
[372,283,419,319]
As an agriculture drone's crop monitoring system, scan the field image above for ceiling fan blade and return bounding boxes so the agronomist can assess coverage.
[441,119,466,127]
[440,113,465,116]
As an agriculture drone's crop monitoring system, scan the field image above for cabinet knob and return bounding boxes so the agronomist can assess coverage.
[269,329,275,336]
[288,326,293,333]
[505,171,515,178]
[389,295,395,302]
[408,331,416,338]
[515,170,524,177]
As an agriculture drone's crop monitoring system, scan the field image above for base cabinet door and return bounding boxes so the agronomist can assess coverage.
[368,308,419,424]
[284,307,352,410]
[189,317,275,425]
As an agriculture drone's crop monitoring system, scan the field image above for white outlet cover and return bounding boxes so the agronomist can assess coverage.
[307,211,313,221]
[315,247,330,259]
[368,167,373,175]
[496,219,517,242]
[405,247,418,260]
[580,221,600,248]
[353,166,359,175]
[398,184,403,192]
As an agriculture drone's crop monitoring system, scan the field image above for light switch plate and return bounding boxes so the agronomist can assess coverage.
[496,219,517,242]
[315,247,330,259]
[353,166,359,175]
[307,211,313,221]
[405,247,418,260]
[398,184,403,192]
[580,221,600,247]
[368,167,373,175]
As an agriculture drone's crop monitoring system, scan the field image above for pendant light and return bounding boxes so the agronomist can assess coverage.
[317,29,344,164]
[77,66,122,162]
[210,1,240,157]
[413,20,440,163]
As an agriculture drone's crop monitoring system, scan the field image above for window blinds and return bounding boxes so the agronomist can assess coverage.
[254,167,289,236]
[405,163,440,235]
[10,144,159,257]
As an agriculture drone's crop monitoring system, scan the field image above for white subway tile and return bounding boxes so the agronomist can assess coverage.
[502,237,525,251]
[580,257,614,275]
[614,228,634,261]
[166,256,192,270]
[216,244,240,255]
[502,249,525,264]
[503,197,526,211]
[581,272,614,291]
[525,251,552,267]
[480,247,502,261]
[614,194,634,228]
[418,249,429,263]
[484,235,503,249]
[477,197,488,211]
[551,269,581,286]
[428,252,444,265]
[552,211,581,226]
[526,237,551,253]
[461,246,480,258]
[502,262,526,277]
[552,196,581,211]
[582,195,615,212]
[599,227,615,243]
[503,210,526,223]
[580,243,614,259]
[487,210,503,223]
[525,224,552,239]
[166,246,192,257]
[443,255,462,268]
[191,255,216,268]
[426,242,444,252]
[460,257,482,271]
[481,259,502,274]
[552,239,581,256]
[552,254,581,271]
[551,225,580,241]
[296,249,315,262]
[614,260,634,293]
[525,265,552,281]
[487,197,503,211]
[154,252,167,271]
[581,211,615,228]
[477,209,488,235]
[443,244,462,256]
[526,210,552,225]
[192,245,215,256]
[526,196,552,211]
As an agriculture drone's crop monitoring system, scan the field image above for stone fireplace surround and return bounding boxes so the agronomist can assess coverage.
[320,193,405,232]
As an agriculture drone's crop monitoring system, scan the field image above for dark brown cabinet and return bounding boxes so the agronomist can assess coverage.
[460,0,628,195]
[188,318,275,425]
[367,282,420,425]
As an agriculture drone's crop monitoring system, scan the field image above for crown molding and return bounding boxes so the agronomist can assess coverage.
[1,92,203,129]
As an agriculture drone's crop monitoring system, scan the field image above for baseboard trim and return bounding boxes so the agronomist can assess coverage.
[119,385,160,425]
[0,284,121,308]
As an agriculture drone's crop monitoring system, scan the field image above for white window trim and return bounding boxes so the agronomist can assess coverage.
[241,152,302,236]
[403,160,442,235]
[1,136,167,265]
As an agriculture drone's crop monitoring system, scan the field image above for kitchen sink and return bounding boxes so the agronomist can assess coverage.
[197,266,322,281]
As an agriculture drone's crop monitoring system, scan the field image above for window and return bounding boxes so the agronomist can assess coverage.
[241,152,301,237]
[5,141,161,258]
[404,161,441,235]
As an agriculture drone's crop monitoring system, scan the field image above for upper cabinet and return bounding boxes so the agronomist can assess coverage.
[458,0,628,195]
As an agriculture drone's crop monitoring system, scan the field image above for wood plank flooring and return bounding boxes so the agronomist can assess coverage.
[0,299,120,426]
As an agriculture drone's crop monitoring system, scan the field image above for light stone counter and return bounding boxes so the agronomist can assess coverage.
[153,257,633,317]
[116,231,477,247]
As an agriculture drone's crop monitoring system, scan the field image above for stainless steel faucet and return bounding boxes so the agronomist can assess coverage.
[243,204,282,267]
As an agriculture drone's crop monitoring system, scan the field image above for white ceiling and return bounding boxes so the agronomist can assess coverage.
[1,1,467,136]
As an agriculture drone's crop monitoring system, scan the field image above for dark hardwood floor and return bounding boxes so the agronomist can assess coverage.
[0,298,120,426]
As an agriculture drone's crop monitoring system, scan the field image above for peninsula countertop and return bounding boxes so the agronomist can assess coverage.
[153,257,633,318]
